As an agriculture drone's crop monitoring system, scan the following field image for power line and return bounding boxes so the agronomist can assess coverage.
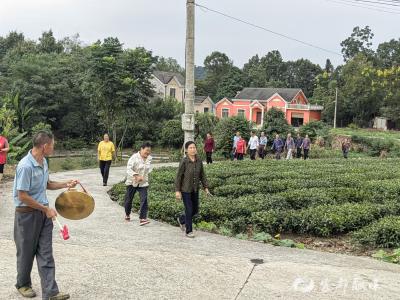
[350,0,400,7]
[195,3,342,57]
[327,0,400,13]
[346,0,400,10]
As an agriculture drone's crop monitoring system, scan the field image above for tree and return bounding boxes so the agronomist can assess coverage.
[195,113,219,140]
[324,59,334,74]
[374,66,400,124]
[213,116,251,154]
[340,26,374,61]
[83,38,155,148]
[6,93,33,132]
[204,51,232,77]
[202,51,234,98]
[376,39,400,68]
[37,30,64,53]
[214,66,244,100]
[0,31,25,59]
[285,59,322,97]
[340,54,383,126]
[299,121,330,141]
[160,119,184,147]
[154,56,184,74]
[262,107,293,141]
[242,55,260,87]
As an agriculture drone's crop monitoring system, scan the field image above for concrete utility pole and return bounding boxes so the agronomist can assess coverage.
[334,87,338,128]
[182,0,195,145]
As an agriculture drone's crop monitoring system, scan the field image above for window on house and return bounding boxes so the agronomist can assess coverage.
[204,107,209,113]
[237,109,245,118]
[222,108,229,118]
[256,112,262,125]
[169,88,176,98]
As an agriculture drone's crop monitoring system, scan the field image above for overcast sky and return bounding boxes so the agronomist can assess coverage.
[1,0,399,68]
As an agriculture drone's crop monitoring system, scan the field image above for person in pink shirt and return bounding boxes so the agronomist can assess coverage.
[0,130,10,183]
[235,136,247,161]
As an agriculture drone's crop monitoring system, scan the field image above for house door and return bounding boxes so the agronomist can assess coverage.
[291,113,304,127]
[256,112,262,125]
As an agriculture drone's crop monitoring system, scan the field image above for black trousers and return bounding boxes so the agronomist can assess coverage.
[179,191,199,234]
[249,149,257,160]
[304,149,309,160]
[296,147,302,158]
[236,153,244,160]
[124,185,149,219]
[258,145,266,159]
[206,152,213,164]
[99,160,111,184]
[275,149,282,160]
[14,210,59,299]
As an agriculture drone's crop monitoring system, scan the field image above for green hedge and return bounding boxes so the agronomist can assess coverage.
[110,158,400,247]
[352,216,400,248]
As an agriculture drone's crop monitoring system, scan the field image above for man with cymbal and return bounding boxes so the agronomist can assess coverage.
[13,131,79,300]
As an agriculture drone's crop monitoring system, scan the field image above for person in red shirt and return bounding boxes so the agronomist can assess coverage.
[0,131,10,183]
[203,132,215,164]
[235,136,247,161]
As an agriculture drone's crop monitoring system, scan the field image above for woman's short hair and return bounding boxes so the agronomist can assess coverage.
[184,141,196,150]
[141,142,152,149]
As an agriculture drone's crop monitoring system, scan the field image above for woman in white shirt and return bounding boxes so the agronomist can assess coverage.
[247,131,259,160]
[124,142,153,225]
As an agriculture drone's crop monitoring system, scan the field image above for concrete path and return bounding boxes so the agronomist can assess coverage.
[1,165,400,300]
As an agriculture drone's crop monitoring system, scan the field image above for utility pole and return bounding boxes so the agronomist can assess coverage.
[334,87,338,129]
[182,0,195,145]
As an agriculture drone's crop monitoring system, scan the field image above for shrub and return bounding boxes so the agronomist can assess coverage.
[299,121,331,141]
[214,116,252,153]
[80,150,97,168]
[160,119,184,148]
[60,157,75,170]
[287,202,387,237]
[110,158,400,249]
[59,138,88,150]
[352,216,400,248]
[262,107,294,142]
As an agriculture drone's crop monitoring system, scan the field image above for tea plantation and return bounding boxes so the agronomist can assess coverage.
[110,158,400,249]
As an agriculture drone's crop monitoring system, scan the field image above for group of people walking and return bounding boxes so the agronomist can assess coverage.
[96,133,209,238]
[7,126,353,299]
[9,131,210,300]
[232,131,312,161]
[121,140,209,238]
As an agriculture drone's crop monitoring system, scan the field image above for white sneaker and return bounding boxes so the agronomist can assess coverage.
[186,232,195,238]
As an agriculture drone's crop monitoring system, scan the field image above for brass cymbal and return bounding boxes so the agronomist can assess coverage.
[55,189,95,220]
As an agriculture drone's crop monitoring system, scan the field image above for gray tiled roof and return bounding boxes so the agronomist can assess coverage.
[153,71,185,86]
[195,95,209,104]
[234,88,302,102]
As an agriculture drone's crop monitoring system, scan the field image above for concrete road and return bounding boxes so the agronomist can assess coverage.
[1,165,399,299]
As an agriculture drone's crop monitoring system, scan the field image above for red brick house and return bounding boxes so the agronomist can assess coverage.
[215,88,323,127]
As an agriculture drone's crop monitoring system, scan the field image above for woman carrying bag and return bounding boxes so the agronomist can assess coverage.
[175,141,210,238]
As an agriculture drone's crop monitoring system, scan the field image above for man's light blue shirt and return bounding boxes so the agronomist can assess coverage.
[13,151,49,207]
[233,136,240,148]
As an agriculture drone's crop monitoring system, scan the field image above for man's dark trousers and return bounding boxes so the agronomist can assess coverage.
[249,149,257,160]
[296,147,302,158]
[14,209,59,299]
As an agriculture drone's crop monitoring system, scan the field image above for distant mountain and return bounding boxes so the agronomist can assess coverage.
[195,66,207,80]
